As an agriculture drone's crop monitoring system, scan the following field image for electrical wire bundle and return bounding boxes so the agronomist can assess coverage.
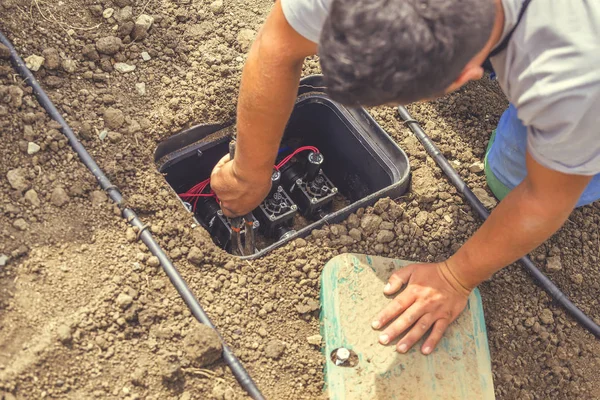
[178,145,321,206]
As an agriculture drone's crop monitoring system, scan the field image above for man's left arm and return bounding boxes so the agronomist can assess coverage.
[372,151,592,354]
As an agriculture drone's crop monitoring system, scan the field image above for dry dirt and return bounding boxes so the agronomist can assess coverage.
[0,0,599,399]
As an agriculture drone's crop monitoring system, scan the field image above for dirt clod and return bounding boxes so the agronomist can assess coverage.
[360,214,383,235]
[182,323,223,367]
[265,340,286,359]
[116,293,133,309]
[187,246,204,265]
[546,256,562,272]
[50,187,69,207]
[56,325,72,344]
[472,187,497,209]
[103,107,125,129]
[42,48,60,70]
[6,168,29,192]
[95,36,122,55]
[237,29,257,51]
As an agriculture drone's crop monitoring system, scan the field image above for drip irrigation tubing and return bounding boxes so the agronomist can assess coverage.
[0,30,265,400]
[397,105,600,338]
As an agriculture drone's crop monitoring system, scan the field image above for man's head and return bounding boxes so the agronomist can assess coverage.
[319,0,496,106]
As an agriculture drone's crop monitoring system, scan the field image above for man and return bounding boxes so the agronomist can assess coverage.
[211,0,600,355]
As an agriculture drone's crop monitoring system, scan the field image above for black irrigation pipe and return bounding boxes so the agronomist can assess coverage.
[398,105,600,338]
[0,30,265,400]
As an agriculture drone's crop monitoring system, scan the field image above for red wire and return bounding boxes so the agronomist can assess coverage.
[178,145,320,211]
[276,146,319,170]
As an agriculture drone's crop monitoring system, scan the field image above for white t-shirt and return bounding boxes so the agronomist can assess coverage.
[281,0,600,175]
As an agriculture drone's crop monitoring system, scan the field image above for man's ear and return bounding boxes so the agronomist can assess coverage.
[445,64,484,94]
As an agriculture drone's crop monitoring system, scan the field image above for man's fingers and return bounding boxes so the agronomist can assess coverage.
[395,313,434,353]
[384,265,414,295]
[421,318,450,355]
[378,303,422,345]
[371,291,415,330]
[214,154,231,170]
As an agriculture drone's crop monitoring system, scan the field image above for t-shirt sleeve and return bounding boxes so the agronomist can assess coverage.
[524,86,600,176]
[280,0,332,43]
[494,0,600,176]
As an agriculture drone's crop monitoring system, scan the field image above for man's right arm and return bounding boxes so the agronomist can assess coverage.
[210,1,317,216]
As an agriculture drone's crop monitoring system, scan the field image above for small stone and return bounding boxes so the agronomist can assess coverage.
[24,189,40,207]
[50,187,69,207]
[135,82,146,96]
[546,256,562,272]
[415,210,428,227]
[209,0,224,14]
[24,54,44,71]
[540,308,554,325]
[96,36,122,55]
[115,5,133,22]
[57,325,72,344]
[141,51,151,61]
[102,7,114,18]
[7,168,29,191]
[236,29,256,52]
[187,246,203,265]
[571,273,584,285]
[132,14,154,40]
[13,218,28,231]
[360,214,383,235]
[98,130,108,140]
[376,230,394,243]
[524,317,536,328]
[472,187,497,208]
[307,334,322,346]
[183,323,223,367]
[116,293,133,309]
[61,58,77,73]
[0,254,8,267]
[103,107,125,129]
[90,190,108,207]
[114,62,136,73]
[147,256,160,268]
[469,161,485,173]
[27,142,40,155]
[42,48,60,70]
[0,43,10,59]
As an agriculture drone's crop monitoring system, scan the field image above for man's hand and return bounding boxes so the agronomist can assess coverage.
[210,154,272,217]
[210,1,317,216]
[371,262,470,355]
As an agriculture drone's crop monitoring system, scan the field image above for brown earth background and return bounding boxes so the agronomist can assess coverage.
[1,0,600,399]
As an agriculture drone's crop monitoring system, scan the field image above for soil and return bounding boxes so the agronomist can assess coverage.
[0,1,599,400]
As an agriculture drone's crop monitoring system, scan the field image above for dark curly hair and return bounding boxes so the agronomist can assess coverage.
[319,0,495,106]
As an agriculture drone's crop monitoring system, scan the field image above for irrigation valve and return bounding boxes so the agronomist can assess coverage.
[180,144,338,255]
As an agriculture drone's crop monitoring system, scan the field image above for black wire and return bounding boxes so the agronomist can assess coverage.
[0,30,265,399]
[398,105,600,338]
